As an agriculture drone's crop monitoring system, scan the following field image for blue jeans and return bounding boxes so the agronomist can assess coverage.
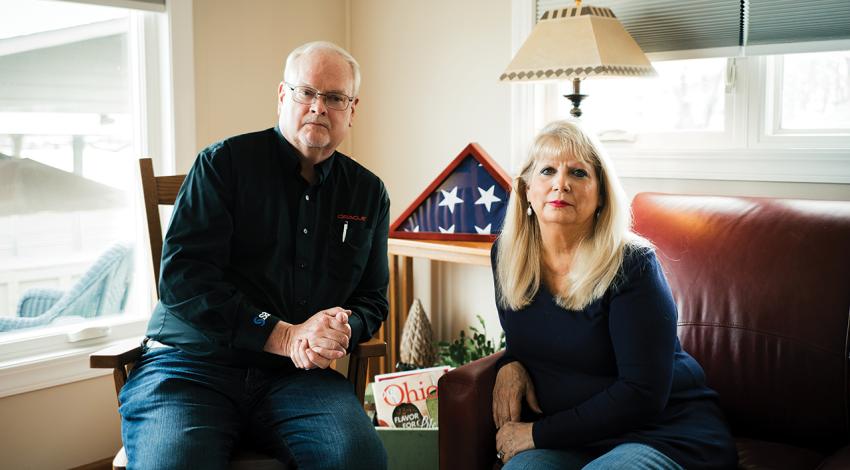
[504,443,684,470]
[118,347,386,470]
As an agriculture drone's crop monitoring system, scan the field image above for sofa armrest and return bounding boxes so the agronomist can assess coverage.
[438,351,504,470]
[818,444,850,470]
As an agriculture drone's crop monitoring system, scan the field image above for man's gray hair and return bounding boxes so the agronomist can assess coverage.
[284,41,361,97]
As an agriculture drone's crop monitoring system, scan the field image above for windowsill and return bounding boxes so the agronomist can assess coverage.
[608,148,850,184]
[0,315,147,398]
[0,345,113,398]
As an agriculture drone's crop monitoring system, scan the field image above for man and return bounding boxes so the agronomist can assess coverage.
[119,41,389,470]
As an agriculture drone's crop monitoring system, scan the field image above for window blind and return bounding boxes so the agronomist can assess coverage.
[747,0,850,46]
[537,0,850,54]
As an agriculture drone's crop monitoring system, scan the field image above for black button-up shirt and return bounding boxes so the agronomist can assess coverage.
[147,127,390,368]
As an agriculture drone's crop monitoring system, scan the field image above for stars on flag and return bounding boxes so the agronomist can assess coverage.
[438,187,464,214]
[474,223,492,234]
[475,185,501,212]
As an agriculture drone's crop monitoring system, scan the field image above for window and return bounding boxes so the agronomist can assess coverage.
[0,0,179,397]
[557,58,730,146]
[769,51,850,133]
[519,50,850,183]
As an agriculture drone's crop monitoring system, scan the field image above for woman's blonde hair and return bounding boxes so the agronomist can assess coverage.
[496,120,645,311]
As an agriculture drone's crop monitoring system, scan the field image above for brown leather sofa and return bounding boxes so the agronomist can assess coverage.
[438,192,850,470]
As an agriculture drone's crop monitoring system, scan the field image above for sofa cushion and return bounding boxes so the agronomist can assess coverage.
[735,438,824,470]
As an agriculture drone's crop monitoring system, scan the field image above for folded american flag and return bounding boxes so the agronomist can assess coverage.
[390,143,512,242]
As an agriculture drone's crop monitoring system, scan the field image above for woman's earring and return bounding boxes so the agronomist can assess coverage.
[527,205,533,216]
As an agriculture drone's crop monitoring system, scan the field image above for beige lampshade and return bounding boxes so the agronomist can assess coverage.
[500,5,656,82]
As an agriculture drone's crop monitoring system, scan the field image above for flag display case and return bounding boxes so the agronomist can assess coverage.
[390,143,511,242]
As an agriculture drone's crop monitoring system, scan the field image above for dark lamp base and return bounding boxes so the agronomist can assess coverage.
[563,93,587,118]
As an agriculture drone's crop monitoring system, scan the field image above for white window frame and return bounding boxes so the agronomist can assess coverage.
[509,0,850,184]
[0,0,194,398]
[755,54,850,147]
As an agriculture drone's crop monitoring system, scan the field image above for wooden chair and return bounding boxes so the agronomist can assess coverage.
[90,157,386,470]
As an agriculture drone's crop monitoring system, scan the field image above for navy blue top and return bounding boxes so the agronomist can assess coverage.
[493,243,737,469]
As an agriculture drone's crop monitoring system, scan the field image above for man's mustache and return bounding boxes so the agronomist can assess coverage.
[303,116,331,128]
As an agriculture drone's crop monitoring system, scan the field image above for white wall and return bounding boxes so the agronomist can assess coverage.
[0,375,121,469]
[190,0,348,170]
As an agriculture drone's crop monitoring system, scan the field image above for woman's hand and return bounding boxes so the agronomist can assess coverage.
[496,421,535,464]
[492,361,542,429]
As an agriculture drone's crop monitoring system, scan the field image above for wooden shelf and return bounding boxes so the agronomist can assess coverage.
[376,238,493,377]
[388,238,491,266]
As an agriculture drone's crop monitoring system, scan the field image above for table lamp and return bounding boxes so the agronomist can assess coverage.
[500,0,656,117]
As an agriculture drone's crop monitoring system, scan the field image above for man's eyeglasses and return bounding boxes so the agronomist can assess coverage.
[285,83,354,111]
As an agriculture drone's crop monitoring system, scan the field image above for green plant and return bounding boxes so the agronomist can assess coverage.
[435,315,505,367]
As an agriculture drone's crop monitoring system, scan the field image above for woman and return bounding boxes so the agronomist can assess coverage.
[491,121,737,469]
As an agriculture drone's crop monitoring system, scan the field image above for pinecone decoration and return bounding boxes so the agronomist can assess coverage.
[399,298,436,368]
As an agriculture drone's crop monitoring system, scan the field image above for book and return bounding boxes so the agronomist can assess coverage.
[371,365,451,428]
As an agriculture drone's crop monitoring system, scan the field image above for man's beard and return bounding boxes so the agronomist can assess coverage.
[299,127,331,148]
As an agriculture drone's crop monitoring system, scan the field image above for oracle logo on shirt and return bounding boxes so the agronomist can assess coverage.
[337,214,367,222]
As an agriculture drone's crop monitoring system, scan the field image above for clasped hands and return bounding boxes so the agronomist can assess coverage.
[493,361,541,464]
[263,307,352,369]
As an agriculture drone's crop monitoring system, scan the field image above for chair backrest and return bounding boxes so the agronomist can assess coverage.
[632,192,850,451]
[139,158,185,298]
